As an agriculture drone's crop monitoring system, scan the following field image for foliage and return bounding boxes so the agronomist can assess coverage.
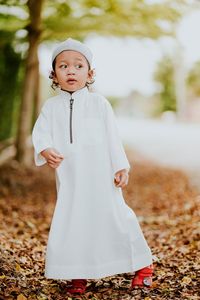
[0,0,187,44]
[0,156,199,299]
[42,0,184,41]
[0,1,28,41]
[0,38,23,141]
[107,96,120,109]
[0,0,189,145]
[153,55,176,113]
[187,60,200,98]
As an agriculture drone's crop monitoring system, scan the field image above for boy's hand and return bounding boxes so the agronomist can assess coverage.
[40,148,64,169]
[114,169,129,188]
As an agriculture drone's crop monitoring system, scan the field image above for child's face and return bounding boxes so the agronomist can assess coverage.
[53,50,93,92]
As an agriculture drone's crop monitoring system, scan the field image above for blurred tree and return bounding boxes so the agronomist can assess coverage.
[187,60,200,98]
[0,39,22,141]
[173,41,186,120]
[154,55,176,113]
[42,0,183,40]
[0,0,187,164]
[15,0,44,164]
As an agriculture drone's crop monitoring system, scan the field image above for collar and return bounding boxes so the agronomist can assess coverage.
[58,86,89,100]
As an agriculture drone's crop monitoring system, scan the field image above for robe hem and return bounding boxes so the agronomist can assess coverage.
[44,255,152,280]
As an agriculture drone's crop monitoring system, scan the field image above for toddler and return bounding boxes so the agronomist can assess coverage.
[32,38,153,294]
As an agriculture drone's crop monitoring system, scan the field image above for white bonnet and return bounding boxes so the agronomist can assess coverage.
[52,38,93,68]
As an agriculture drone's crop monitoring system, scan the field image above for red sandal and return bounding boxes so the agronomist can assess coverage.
[65,279,87,294]
[131,264,153,288]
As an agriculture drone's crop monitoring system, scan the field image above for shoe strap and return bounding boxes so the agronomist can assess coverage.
[72,279,87,286]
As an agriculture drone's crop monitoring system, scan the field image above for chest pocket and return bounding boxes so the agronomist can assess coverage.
[82,117,104,146]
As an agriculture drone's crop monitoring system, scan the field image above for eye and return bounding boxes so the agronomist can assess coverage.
[59,64,68,69]
[75,64,83,69]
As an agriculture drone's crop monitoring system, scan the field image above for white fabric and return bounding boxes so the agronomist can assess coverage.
[32,87,152,280]
[52,38,93,67]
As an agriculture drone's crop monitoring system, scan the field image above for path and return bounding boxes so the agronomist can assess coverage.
[118,117,200,189]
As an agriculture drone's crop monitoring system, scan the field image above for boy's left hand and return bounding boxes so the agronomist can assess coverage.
[114,169,129,188]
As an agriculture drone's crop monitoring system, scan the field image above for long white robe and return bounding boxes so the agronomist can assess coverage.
[32,86,152,280]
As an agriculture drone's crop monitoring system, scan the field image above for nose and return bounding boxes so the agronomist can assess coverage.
[67,66,75,75]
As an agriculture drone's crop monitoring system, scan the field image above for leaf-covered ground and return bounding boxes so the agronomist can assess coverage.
[0,154,199,300]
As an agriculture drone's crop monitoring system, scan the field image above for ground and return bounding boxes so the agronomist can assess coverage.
[0,152,199,300]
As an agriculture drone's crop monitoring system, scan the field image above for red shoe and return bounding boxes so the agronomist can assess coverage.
[65,279,87,294]
[131,264,153,288]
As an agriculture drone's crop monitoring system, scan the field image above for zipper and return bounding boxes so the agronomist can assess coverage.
[69,97,74,143]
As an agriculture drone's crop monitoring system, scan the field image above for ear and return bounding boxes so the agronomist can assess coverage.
[87,68,96,82]
[51,70,58,83]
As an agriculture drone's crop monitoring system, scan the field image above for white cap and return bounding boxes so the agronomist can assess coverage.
[52,38,93,67]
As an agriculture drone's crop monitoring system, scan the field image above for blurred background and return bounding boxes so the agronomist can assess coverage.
[1,0,200,176]
[0,2,200,298]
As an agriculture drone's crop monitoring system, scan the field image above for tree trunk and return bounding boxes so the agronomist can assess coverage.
[174,41,186,121]
[34,58,41,120]
[15,0,44,165]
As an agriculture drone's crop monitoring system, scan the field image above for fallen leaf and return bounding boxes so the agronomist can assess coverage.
[17,294,27,300]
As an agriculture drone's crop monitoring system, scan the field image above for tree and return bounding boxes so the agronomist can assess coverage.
[0,39,22,141]
[187,60,200,98]
[154,55,176,113]
[0,0,188,164]
[15,0,44,164]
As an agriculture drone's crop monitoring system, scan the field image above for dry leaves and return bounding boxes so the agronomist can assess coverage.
[0,157,199,299]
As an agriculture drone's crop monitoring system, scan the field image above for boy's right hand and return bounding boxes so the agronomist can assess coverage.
[40,148,64,169]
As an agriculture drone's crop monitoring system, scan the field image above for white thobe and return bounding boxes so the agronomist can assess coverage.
[32,86,152,280]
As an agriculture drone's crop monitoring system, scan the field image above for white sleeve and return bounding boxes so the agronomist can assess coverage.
[31,101,53,166]
[103,98,131,176]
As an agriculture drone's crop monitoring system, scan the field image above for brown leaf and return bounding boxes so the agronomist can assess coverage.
[17,294,27,300]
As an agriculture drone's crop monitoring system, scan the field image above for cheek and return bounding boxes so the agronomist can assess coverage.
[56,71,65,82]
[75,70,86,80]
[81,70,90,80]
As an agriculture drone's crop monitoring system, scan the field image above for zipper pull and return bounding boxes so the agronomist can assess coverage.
[69,97,74,143]
[70,98,74,108]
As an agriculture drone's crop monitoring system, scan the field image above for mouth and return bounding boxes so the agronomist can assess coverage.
[67,78,77,84]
